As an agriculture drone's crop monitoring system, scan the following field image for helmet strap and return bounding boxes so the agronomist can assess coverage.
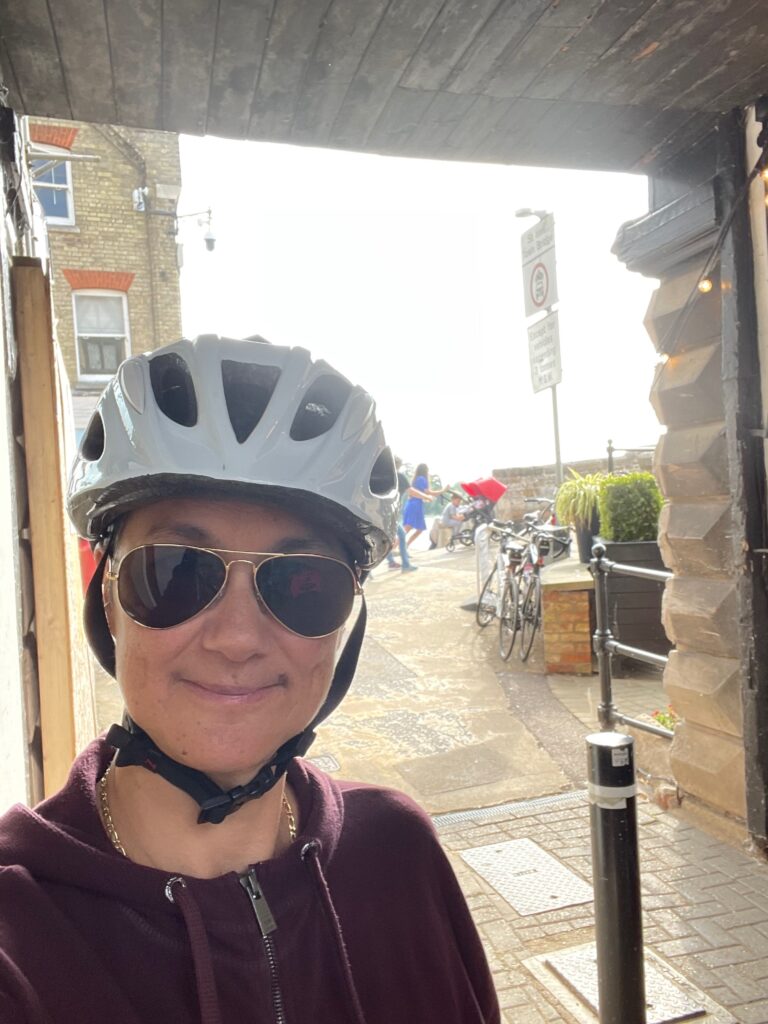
[104,597,368,824]
[84,540,117,676]
[106,721,315,824]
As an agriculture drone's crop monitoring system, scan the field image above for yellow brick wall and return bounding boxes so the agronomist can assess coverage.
[31,119,182,386]
[541,588,594,675]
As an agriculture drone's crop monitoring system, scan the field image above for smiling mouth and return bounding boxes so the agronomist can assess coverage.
[181,677,286,701]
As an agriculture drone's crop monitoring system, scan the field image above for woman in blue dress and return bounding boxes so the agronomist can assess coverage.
[402,463,445,547]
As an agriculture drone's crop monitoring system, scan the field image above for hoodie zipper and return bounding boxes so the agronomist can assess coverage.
[239,868,287,1024]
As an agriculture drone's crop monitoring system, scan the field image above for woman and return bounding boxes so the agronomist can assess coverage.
[0,335,499,1024]
[401,462,444,547]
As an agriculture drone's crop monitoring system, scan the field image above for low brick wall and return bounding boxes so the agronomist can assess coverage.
[542,588,593,675]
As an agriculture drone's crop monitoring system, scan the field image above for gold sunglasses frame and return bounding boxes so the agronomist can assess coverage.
[105,543,362,639]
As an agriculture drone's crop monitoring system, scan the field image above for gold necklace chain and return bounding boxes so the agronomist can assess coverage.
[98,765,297,857]
[98,765,127,856]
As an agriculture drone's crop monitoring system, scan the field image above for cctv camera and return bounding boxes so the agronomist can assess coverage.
[204,229,216,252]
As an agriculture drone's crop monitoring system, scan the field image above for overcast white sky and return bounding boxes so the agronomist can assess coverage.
[178,135,660,485]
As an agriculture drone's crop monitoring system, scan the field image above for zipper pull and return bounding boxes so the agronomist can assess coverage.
[239,868,277,937]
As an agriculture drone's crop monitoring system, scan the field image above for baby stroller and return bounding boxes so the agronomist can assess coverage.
[445,477,507,551]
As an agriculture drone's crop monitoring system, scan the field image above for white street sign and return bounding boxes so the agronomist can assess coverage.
[521,213,558,317]
[528,310,562,393]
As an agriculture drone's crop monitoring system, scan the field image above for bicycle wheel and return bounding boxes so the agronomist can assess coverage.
[498,576,520,660]
[476,569,499,628]
[519,573,542,662]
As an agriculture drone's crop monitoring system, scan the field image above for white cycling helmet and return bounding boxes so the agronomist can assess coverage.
[67,334,398,824]
[68,334,397,565]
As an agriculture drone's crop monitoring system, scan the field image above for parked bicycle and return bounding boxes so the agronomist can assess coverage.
[476,523,525,637]
[515,527,570,661]
[517,495,557,529]
[476,517,570,662]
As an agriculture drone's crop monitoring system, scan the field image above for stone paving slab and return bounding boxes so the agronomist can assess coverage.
[436,794,768,1024]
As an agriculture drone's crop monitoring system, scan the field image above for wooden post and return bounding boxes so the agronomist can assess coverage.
[12,257,95,796]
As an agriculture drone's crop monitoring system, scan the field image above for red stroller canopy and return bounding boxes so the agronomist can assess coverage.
[459,477,507,503]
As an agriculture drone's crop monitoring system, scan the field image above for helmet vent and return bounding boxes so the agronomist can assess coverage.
[221,360,281,443]
[80,411,105,461]
[149,352,198,428]
[369,446,397,496]
[290,374,352,441]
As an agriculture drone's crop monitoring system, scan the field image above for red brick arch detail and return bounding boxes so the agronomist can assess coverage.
[29,124,79,150]
[62,270,135,292]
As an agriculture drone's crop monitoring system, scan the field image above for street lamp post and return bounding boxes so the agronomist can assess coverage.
[516,207,563,488]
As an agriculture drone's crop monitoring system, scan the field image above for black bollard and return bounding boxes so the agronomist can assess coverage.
[586,732,646,1024]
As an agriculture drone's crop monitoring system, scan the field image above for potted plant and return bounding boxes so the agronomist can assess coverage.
[554,470,604,563]
[598,471,662,543]
[596,471,670,666]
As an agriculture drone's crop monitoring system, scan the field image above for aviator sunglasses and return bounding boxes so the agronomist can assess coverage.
[106,544,362,638]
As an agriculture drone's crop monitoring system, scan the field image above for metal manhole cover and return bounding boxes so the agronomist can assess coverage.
[545,944,707,1024]
[524,944,733,1024]
[461,837,592,915]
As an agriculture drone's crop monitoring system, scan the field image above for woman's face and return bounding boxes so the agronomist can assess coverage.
[106,496,349,786]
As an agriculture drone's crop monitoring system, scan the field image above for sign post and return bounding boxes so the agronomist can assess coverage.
[520,212,563,485]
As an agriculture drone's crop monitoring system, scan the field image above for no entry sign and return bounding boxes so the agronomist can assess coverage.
[521,214,558,317]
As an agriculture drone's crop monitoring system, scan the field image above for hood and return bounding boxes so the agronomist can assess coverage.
[0,738,377,1024]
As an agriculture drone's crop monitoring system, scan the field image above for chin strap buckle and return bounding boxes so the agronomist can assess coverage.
[106,721,311,826]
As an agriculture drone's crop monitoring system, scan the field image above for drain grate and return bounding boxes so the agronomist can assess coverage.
[432,788,586,830]
[461,837,593,915]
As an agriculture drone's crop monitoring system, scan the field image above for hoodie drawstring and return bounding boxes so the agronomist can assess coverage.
[301,841,369,1024]
[164,850,369,1024]
[165,876,223,1024]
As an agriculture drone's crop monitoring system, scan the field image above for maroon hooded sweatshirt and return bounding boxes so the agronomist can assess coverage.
[0,738,500,1024]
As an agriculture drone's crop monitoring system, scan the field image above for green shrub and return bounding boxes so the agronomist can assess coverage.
[598,472,663,542]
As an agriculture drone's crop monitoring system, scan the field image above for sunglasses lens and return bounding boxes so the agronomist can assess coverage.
[118,546,226,628]
[256,556,355,637]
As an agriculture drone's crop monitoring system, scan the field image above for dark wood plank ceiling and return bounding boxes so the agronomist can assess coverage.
[1,0,766,173]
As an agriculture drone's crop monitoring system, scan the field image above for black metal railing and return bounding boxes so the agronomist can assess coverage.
[606,439,656,474]
[590,543,674,739]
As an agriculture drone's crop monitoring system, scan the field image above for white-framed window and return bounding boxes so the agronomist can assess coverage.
[31,144,75,226]
[73,291,130,380]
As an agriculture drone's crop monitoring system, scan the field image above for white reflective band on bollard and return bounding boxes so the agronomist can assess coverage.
[588,781,637,810]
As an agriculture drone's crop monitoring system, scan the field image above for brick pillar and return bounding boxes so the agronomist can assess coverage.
[648,269,746,817]
[612,117,768,828]
[542,587,593,675]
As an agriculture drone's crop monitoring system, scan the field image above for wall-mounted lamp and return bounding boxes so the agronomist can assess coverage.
[133,187,215,253]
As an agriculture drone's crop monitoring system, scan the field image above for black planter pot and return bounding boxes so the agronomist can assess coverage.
[599,538,672,674]
[575,510,601,564]
[575,525,594,563]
